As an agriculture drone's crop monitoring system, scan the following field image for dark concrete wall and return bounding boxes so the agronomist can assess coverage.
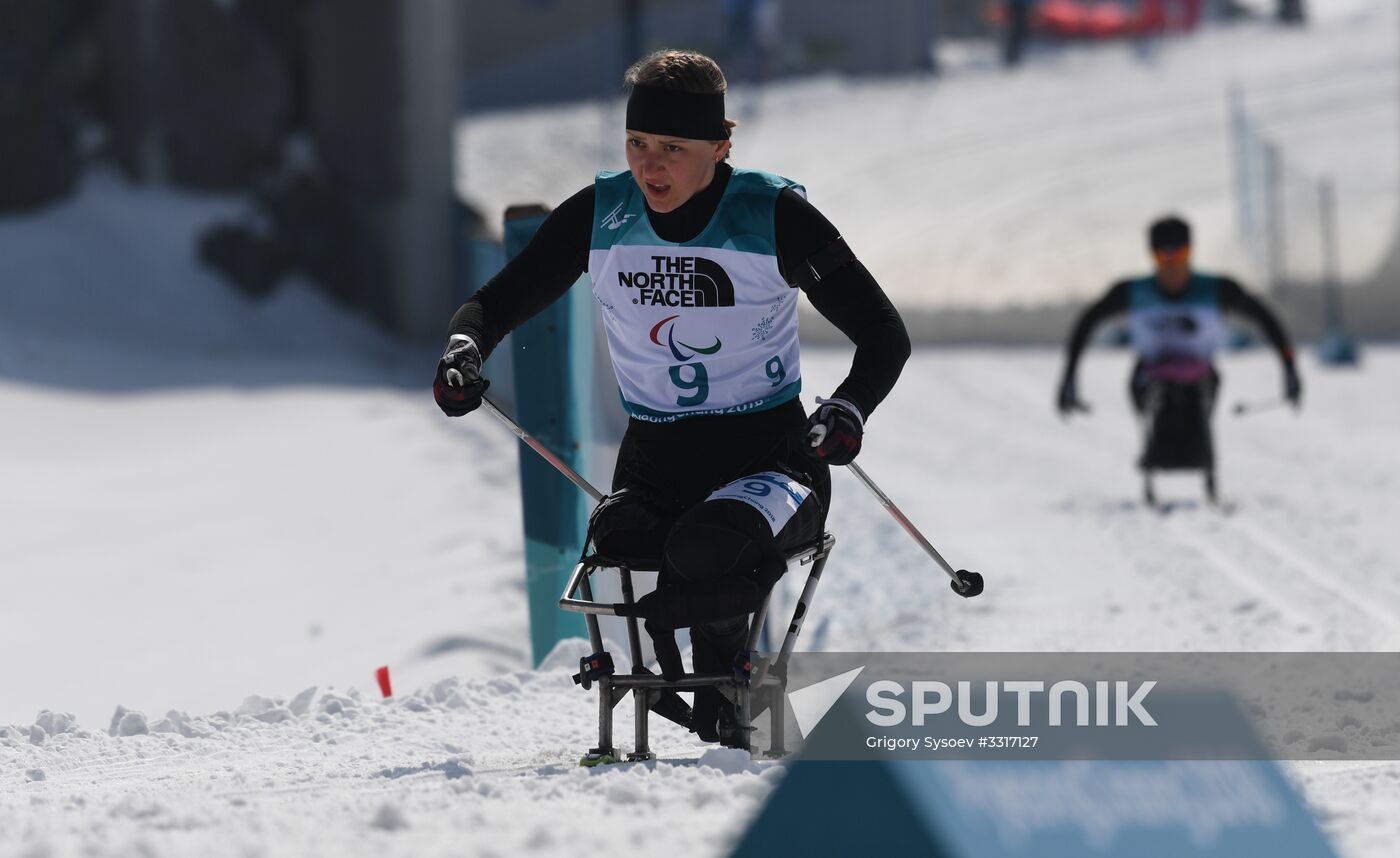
[0,0,94,212]
[305,0,460,340]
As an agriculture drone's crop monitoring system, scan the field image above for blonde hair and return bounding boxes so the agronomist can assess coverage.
[624,49,738,140]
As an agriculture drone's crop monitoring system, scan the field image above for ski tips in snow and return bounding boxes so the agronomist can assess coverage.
[951,569,984,598]
[375,666,393,698]
[579,752,618,768]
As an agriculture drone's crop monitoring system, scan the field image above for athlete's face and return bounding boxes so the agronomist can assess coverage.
[625,131,731,213]
[1153,244,1192,294]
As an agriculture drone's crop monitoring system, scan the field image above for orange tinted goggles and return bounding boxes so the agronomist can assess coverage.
[1152,245,1190,262]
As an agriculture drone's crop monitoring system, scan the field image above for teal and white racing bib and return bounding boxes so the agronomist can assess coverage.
[588,168,803,423]
[1128,274,1228,362]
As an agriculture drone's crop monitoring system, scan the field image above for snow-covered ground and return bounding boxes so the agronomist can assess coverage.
[5,4,1400,856]
[0,183,537,747]
[6,325,1400,856]
[458,0,1398,310]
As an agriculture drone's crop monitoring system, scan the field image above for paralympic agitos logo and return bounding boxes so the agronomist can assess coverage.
[620,255,735,307]
[650,315,721,361]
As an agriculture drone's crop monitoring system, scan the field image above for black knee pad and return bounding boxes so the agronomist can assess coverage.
[663,500,776,586]
[589,487,677,567]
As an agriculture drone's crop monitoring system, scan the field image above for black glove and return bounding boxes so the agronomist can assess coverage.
[433,335,489,417]
[1283,361,1302,409]
[804,397,864,466]
[1057,375,1090,417]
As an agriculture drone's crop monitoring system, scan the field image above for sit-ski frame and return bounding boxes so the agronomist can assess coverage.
[463,389,980,763]
[558,533,836,764]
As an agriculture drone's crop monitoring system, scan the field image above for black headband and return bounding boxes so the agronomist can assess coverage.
[625,84,728,141]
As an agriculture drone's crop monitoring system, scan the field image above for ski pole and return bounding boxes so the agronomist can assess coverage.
[845,460,985,599]
[1231,398,1287,417]
[481,395,605,503]
[447,370,605,503]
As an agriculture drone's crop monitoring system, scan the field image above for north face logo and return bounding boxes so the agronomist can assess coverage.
[1152,314,1200,335]
[618,255,735,308]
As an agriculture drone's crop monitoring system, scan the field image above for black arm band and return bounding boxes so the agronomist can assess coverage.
[791,236,857,290]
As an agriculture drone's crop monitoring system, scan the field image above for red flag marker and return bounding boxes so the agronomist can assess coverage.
[375,665,393,698]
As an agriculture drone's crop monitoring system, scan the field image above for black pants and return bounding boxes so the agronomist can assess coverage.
[1130,362,1219,471]
[589,398,829,667]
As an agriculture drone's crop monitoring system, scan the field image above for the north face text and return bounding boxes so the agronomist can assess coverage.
[618,256,735,307]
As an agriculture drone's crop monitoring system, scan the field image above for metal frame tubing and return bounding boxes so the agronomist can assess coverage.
[563,534,834,760]
[577,573,614,760]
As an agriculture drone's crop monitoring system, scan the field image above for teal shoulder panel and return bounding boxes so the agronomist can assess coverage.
[693,168,798,255]
[1127,275,1159,309]
[591,171,644,251]
[592,168,800,255]
[730,167,800,194]
[1183,272,1224,306]
[1129,273,1221,309]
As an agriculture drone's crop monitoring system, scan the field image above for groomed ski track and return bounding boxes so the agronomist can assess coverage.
[5,348,1400,858]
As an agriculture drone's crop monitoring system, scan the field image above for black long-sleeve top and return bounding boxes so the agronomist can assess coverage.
[449,162,910,421]
[1061,275,1296,380]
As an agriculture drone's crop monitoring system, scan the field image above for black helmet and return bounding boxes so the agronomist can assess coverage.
[1149,216,1191,250]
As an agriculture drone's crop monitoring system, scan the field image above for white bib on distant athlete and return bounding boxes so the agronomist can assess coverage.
[1127,274,1228,362]
[707,471,813,536]
[588,169,803,423]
